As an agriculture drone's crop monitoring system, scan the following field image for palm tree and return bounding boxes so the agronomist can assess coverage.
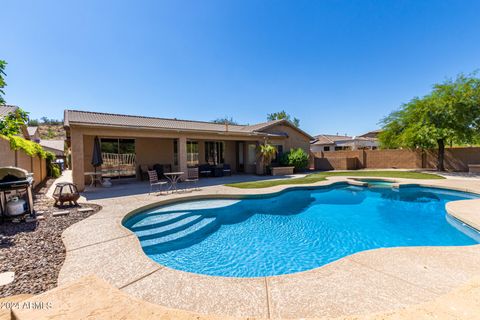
[257,143,277,174]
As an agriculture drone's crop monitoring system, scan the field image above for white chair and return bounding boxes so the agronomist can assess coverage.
[184,167,199,191]
[147,170,167,195]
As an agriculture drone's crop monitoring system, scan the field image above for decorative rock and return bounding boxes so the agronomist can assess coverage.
[0,272,15,286]
[78,208,94,213]
[53,211,69,217]
[25,217,37,223]
[1,176,100,297]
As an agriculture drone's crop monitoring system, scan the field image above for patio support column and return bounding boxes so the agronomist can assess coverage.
[71,130,85,191]
[178,136,188,180]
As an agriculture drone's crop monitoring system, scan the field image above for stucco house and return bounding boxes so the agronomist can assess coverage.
[64,110,313,191]
[311,133,379,152]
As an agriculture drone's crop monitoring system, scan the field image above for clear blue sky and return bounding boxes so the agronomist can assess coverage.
[3,0,480,136]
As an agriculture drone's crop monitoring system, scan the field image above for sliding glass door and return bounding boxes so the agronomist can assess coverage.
[100,138,136,177]
[205,141,225,165]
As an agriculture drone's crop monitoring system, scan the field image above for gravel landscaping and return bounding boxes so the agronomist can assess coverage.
[0,179,101,297]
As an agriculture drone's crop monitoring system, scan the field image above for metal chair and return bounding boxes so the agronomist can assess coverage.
[184,167,199,192]
[147,170,167,195]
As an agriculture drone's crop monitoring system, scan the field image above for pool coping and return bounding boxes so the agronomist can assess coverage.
[58,176,480,319]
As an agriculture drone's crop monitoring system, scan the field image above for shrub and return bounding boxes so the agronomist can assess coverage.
[45,151,61,178]
[50,164,61,178]
[3,135,47,158]
[280,148,309,171]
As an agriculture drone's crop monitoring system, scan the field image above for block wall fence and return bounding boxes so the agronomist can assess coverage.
[0,138,48,187]
[313,147,480,171]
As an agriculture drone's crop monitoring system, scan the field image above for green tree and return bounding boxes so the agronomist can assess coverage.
[212,117,238,125]
[267,110,300,127]
[257,143,277,174]
[0,60,7,104]
[379,73,480,171]
[0,108,29,136]
[28,119,39,126]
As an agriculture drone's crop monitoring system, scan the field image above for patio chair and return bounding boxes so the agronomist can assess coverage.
[147,170,167,195]
[223,164,232,176]
[199,164,212,177]
[184,167,200,191]
[139,164,150,181]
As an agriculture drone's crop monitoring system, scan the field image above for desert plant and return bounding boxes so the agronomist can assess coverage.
[257,143,277,174]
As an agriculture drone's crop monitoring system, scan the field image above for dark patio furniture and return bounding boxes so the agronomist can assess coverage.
[184,167,199,191]
[199,164,212,177]
[213,166,224,177]
[138,164,151,181]
[223,164,232,176]
[147,170,167,195]
[153,164,172,179]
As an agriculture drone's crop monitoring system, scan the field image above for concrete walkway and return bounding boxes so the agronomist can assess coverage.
[45,170,74,198]
[10,275,480,320]
[55,175,480,319]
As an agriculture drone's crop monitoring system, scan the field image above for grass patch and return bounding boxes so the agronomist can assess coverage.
[225,170,444,189]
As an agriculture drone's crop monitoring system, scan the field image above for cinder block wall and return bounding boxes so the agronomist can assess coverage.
[313,147,480,172]
[0,138,48,187]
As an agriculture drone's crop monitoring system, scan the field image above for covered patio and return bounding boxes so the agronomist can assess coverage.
[65,110,313,191]
[79,172,306,201]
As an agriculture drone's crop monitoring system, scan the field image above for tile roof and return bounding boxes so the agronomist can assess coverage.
[0,105,18,117]
[39,140,65,156]
[312,134,353,145]
[64,110,313,139]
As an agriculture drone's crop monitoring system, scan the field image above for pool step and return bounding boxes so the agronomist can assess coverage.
[128,211,195,231]
[136,215,204,240]
[141,217,218,251]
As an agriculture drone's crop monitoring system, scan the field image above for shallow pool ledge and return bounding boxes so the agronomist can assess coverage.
[447,199,480,231]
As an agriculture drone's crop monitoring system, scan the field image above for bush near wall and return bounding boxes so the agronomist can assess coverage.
[280,148,309,171]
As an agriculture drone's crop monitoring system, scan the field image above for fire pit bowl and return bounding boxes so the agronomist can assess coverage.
[53,182,80,207]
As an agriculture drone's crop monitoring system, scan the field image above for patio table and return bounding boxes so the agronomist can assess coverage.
[84,172,103,187]
[163,172,184,193]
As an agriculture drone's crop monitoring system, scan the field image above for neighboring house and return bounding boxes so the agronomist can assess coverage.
[359,129,382,139]
[27,126,41,142]
[64,109,313,191]
[39,139,65,158]
[311,134,379,152]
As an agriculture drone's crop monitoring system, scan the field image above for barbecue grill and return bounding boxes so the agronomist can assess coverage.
[0,166,35,218]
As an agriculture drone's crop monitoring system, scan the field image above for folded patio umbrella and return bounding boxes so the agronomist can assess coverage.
[91,136,103,187]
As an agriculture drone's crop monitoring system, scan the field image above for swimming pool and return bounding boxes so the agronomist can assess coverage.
[123,184,480,277]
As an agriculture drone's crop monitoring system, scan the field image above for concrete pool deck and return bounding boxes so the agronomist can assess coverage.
[57,175,480,319]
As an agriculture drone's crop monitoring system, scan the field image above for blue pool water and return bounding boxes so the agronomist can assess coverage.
[123,185,480,277]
